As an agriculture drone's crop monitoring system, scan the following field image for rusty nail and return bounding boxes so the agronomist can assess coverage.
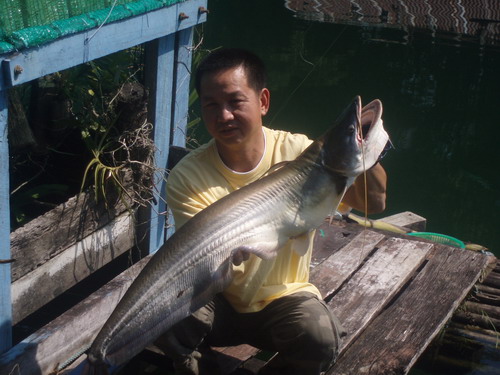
[14,65,23,75]
[198,7,209,15]
[179,12,189,21]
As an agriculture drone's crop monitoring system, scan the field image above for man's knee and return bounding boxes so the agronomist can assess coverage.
[297,299,340,361]
[270,293,342,364]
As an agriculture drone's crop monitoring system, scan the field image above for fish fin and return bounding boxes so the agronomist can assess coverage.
[232,241,281,265]
[260,161,289,178]
[290,232,311,256]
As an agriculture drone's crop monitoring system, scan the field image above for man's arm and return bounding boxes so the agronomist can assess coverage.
[342,163,387,214]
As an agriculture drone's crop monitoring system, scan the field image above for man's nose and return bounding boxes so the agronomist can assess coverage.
[219,106,234,122]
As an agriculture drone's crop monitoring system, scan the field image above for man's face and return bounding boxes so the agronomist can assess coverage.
[199,66,270,149]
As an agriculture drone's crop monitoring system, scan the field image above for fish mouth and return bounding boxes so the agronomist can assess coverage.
[359,98,382,145]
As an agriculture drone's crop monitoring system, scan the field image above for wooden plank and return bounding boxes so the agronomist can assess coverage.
[10,171,135,283]
[310,230,386,298]
[213,344,260,374]
[0,253,151,375]
[329,237,433,351]
[329,245,495,375]
[0,87,12,353]
[0,0,208,87]
[11,210,135,324]
[379,211,427,231]
[312,220,364,267]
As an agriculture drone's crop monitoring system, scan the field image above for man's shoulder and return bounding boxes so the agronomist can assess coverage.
[264,127,313,158]
[167,141,215,185]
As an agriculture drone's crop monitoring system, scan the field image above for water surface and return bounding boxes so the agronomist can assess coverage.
[193,0,500,259]
[191,1,500,373]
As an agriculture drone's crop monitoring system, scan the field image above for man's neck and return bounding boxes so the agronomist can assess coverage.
[216,129,266,173]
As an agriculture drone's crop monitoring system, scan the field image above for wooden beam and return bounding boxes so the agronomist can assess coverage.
[380,211,427,231]
[0,87,11,354]
[143,33,176,255]
[0,255,150,375]
[0,0,208,87]
[10,172,135,283]
[171,27,194,149]
[11,210,135,324]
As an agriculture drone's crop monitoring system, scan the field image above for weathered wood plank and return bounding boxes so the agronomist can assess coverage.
[0,253,150,375]
[1,0,208,87]
[310,230,386,298]
[0,87,12,353]
[380,211,427,231]
[10,172,135,283]
[329,237,433,352]
[11,210,135,324]
[213,344,260,374]
[312,220,363,267]
[329,245,495,375]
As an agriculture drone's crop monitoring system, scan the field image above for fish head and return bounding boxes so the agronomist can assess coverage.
[320,96,390,179]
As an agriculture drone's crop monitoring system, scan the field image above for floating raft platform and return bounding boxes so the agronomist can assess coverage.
[0,212,496,375]
[203,212,498,375]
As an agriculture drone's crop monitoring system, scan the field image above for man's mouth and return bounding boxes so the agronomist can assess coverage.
[219,126,239,135]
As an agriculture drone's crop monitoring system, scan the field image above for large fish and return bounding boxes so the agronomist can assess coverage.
[83,95,390,373]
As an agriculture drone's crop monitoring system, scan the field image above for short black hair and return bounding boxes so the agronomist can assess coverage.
[194,48,267,95]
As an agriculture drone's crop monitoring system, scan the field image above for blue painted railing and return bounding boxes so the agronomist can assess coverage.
[0,0,207,355]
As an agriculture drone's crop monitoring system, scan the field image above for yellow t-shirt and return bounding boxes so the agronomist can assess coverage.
[166,127,324,313]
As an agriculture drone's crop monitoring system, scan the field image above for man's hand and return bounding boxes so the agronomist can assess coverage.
[342,163,387,214]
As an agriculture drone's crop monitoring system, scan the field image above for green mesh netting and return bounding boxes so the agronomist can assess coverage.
[0,0,185,54]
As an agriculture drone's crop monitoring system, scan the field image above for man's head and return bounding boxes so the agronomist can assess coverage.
[195,48,267,95]
[194,48,270,171]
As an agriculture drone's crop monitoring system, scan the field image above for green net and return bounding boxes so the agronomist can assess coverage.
[0,0,185,54]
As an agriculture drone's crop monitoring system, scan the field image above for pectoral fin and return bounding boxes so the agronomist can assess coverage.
[231,240,281,265]
[290,232,311,256]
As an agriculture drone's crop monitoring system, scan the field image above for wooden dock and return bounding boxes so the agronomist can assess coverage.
[204,213,497,375]
[0,211,495,375]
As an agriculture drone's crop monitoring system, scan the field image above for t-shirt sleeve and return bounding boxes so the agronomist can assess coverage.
[166,167,207,229]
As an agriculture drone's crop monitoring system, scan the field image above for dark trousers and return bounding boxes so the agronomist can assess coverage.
[155,292,344,375]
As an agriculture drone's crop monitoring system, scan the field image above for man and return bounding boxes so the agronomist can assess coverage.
[157,48,387,375]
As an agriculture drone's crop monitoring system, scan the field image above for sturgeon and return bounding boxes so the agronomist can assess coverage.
[83,96,390,373]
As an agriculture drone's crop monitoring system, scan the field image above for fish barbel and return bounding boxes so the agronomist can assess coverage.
[83,96,390,373]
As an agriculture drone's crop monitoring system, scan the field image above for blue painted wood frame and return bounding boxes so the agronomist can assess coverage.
[166,27,194,240]
[0,0,207,354]
[0,87,12,354]
[1,0,207,88]
[171,27,194,150]
[146,34,176,253]
[147,26,194,251]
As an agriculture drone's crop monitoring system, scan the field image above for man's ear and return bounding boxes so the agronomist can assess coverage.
[260,88,270,115]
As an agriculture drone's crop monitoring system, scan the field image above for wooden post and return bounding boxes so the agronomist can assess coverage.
[143,34,176,254]
[165,27,194,239]
[171,27,194,149]
[0,86,12,353]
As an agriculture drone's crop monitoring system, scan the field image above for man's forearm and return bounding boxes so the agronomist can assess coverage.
[342,163,387,214]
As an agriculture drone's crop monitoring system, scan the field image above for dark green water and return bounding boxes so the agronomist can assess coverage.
[193,0,500,259]
[190,1,500,374]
